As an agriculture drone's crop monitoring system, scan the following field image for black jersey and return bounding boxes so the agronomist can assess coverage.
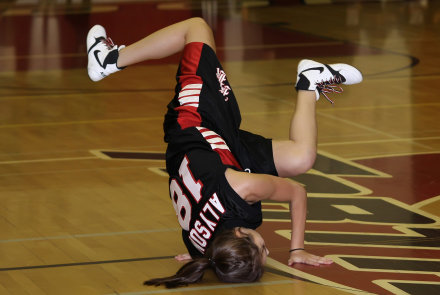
[166,127,262,257]
[164,43,276,257]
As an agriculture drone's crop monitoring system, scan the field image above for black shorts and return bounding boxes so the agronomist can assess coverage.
[163,42,278,177]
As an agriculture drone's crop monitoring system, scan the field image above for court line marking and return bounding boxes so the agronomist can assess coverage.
[0,151,165,165]
[0,165,157,177]
[315,150,392,178]
[328,255,440,276]
[0,145,166,156]
[103,280,295,295]
[90,150,165,161]
[318,136,440,146]
[349,151,440,161]
[0,89,175,101]
[276,228,440,251]
[267,194,440,226]
[266,258,376,295]
[0,256,176,272]
[373,280,440,295]
[412,195,440,209]
[0,228,181,244]
[303,169,374,195]
[0,116,164,129]
[0,156,97,165]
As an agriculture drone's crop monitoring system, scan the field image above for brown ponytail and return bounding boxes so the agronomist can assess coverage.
[144,228,265,288]
[144,257,211,288]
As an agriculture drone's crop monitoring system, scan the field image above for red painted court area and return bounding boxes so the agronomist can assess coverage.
[261,153,440,294]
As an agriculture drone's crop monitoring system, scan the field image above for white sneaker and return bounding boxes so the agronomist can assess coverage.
[87,25,125,82]
[295,59,363,105]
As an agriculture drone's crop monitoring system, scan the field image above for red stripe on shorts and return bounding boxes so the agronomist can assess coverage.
[215,148,243,170]
[197,127,242,170]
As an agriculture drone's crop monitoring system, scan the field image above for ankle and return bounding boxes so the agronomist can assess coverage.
[297,90,317,101]
[116,46,127,69]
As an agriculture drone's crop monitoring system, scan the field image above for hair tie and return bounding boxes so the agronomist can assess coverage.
[289,248,305,253]
[209,258,215,267]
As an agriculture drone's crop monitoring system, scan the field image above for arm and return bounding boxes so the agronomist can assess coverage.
[225,169,332,266]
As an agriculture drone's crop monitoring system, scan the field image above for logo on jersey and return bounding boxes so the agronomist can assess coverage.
[216,68,231,101]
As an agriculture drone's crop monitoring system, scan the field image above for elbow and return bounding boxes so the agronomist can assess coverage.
[291,182,307,203]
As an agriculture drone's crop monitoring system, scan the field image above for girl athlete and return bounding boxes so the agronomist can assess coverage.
[86,18,362,288]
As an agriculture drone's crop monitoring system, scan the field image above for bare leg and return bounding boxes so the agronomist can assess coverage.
[272,90,317,177]
[117,18,215,67]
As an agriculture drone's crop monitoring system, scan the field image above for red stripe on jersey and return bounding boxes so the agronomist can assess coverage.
[176,43,205,130]
[214,148,243,170]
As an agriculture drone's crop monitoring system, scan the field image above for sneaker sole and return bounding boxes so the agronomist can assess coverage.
[88,68,104,82]
[87,25,106,52]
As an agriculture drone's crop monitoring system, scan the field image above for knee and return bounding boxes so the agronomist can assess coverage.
[281,149,316,176]
[294,150,316,175]
[185,17,214,47]
[188,17,211,32]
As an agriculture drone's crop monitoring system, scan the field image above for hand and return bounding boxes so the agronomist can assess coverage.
[288,250,333,266]
[175,253,192,261]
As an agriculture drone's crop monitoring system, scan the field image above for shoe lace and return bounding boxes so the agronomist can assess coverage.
[100,37,115,50]
[315,75,343,106]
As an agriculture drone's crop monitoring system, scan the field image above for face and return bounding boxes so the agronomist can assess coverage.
[235,227,269,265]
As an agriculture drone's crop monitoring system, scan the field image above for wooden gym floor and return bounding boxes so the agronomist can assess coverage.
[1,0,440,294]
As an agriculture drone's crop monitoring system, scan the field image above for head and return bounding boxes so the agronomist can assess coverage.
[144,227,267,288]
[207,227,268,283]
[234,227,269,265]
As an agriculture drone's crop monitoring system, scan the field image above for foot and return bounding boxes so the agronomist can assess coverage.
[87,25,125,82]
[295,59,363,105]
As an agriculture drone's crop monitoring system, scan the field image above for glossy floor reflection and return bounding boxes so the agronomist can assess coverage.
[0,1,440,295]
